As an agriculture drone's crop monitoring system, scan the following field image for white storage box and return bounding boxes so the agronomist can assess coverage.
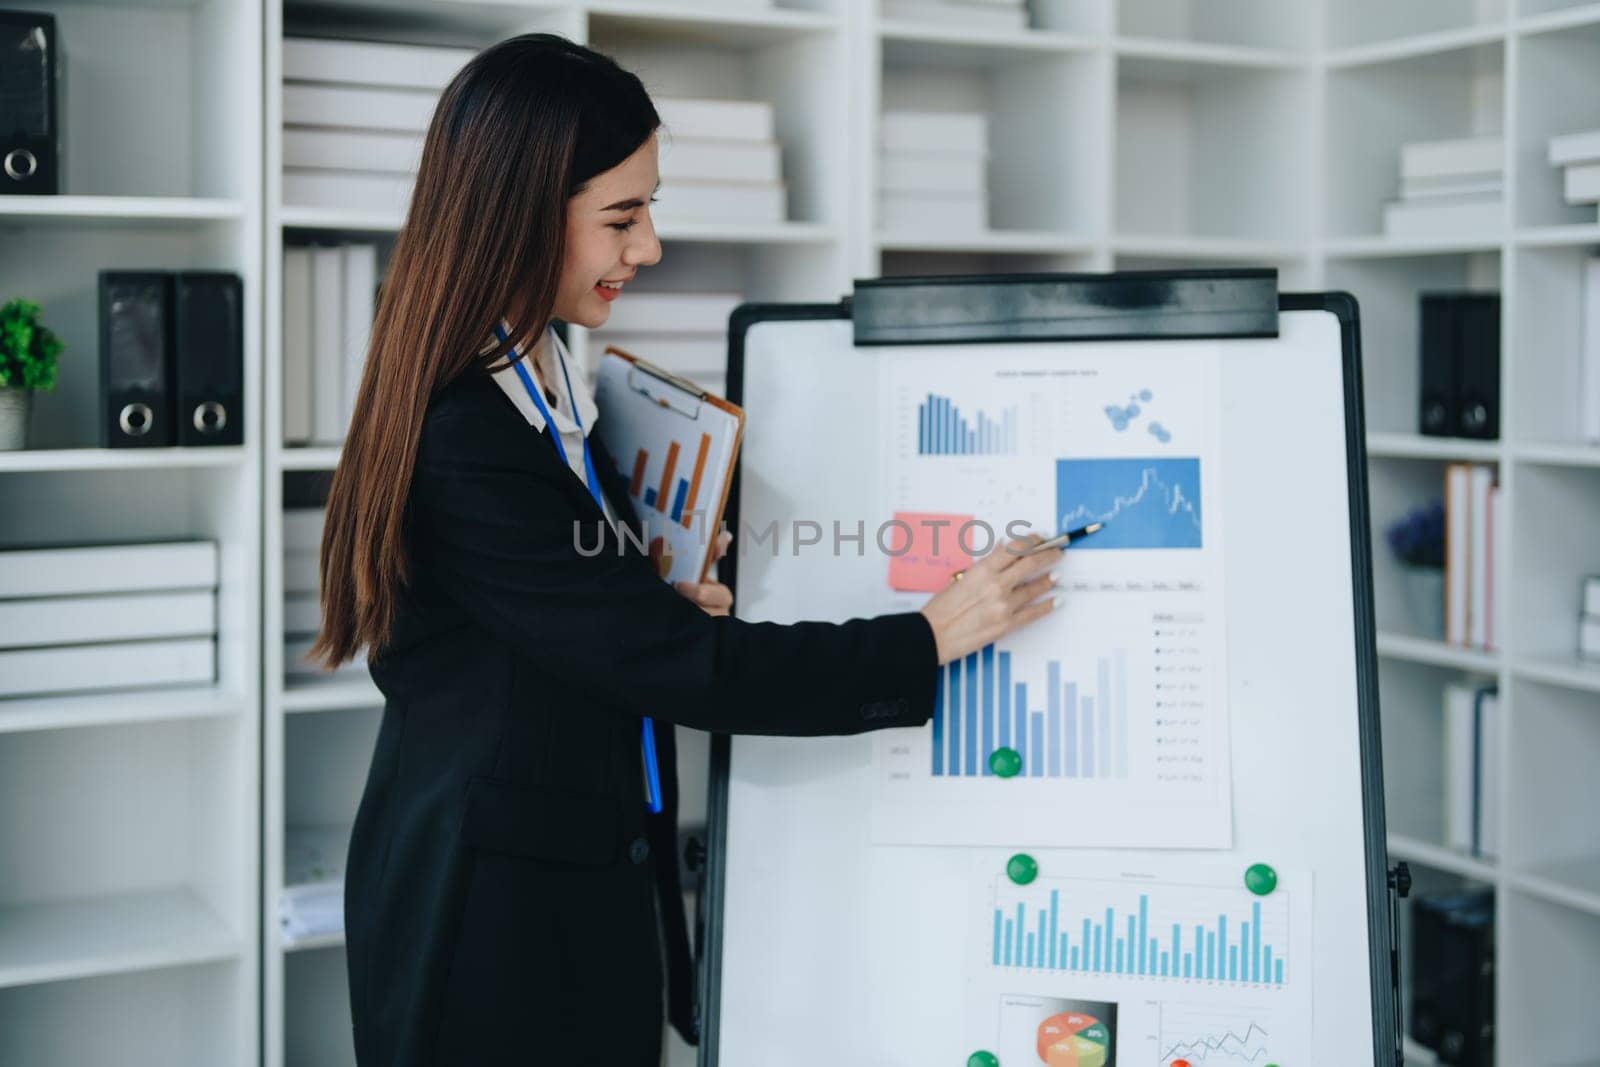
[283,37,473,92]
[282,127,423,174]
[0,638,215,698]
[0,542,217,599]
[281,84,437,133]
[655,98,775,143]
[0,592,215,650]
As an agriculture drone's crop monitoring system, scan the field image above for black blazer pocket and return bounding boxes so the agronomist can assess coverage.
[460,776,621,866]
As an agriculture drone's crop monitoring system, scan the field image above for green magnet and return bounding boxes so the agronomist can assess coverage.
[989,747,1022,778]
[966,1052,999,1067]
[1006,853,1038,886]
[1245,863,1278,896]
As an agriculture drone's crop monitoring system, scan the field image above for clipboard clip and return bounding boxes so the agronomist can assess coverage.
[626,358,706,420]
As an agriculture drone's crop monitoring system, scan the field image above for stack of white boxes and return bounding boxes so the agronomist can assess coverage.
[0,543,217,698]
[591,292,745,400]
[1549,128,1600,224]
[879,110,990,234]
[280,37,473,215]
[879,0,1030,30]
[283,508,364,683]
[654,98,787,226]
[1382,135,1505,238]
[282,242,379,447]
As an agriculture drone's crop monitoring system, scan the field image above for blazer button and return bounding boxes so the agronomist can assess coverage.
[628,837,651,865]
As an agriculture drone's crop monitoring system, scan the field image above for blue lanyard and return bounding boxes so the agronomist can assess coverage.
[497,323,664,816]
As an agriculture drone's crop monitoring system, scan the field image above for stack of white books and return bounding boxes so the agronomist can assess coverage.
[1383,136,1504,239]
[280,823,349,946]
[282,242,379,447]
[879,110,990,234]
[0,543,217,698]
[880,0,1030,31]
[283,507,366,681]
[1549,129,1600,224]
[654,99,787,225]
[591,291,744,400]
[280,37,472,215]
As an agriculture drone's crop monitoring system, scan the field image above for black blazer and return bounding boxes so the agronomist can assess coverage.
[344,370,938,1066]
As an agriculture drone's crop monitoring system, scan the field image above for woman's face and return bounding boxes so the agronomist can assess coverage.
[553,135,663,329]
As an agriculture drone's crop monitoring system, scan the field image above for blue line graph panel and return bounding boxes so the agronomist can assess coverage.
[1056,458,1203,549]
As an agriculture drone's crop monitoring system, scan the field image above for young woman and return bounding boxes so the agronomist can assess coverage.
[310,33,1064,1067]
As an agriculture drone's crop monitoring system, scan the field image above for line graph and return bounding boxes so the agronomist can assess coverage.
[1057,458,1203,549]
[1157,1003,1279,1065]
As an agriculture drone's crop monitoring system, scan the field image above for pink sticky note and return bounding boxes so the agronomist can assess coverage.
[887,511,976,592]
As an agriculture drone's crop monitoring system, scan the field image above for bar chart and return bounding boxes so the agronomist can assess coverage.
[917,391,1019,456]
[627,431,713,528]
[931,646,1129,780]
[987,875,1291,989]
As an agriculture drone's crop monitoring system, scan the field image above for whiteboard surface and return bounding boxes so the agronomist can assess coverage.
[716,309,1378,1066]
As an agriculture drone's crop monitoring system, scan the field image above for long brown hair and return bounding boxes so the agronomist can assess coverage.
[310,34,660,668]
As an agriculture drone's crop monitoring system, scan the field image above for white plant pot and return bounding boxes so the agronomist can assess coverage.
[0,387,30,451]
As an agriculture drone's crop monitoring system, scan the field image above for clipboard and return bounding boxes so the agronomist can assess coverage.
[593,346,745,586]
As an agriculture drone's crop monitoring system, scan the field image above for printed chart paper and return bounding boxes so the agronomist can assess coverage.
[872,342,1233,849]
[964,857,1313,1067]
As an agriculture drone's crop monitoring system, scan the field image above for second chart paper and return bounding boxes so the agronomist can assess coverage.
[871,342,1233,849]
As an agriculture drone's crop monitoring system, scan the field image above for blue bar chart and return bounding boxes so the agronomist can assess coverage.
[988,876,1290,989]
[931,646,1128,780]
[917,392,1019,456]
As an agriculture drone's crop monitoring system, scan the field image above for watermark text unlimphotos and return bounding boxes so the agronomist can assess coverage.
[573,512,1042,559]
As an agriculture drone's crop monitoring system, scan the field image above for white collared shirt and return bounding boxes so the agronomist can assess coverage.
[489,326,620,528]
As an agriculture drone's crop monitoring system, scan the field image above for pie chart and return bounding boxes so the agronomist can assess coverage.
[1037,1012,1112,1067]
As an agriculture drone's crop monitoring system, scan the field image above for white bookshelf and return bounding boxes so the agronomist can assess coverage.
[249,2,1594,1066]
[0,0,263,1060]
[1328,5,1600,1065]
[9,0,1594,1062]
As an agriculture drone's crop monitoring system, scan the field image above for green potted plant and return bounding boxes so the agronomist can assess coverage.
[0,299,65,451]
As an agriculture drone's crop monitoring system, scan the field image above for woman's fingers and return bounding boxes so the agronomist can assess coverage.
[1003,592,1058,634]
[1005,543,1063,588]
[977,532,1045,576]
[675,580,734,616]
[919,532,1068,664]
[713,529,732,561]
[1006,571,1057,612]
